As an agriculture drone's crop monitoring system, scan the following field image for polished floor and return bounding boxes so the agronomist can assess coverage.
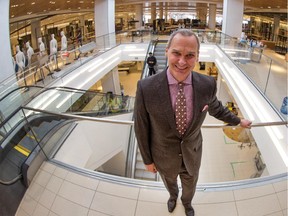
[16,162,287,216]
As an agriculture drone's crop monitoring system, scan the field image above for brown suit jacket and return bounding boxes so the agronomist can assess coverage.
[134,69,240,177]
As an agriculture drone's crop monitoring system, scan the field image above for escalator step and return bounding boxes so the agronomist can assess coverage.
[6,149,27,168]
[14,145,30,157]
[19,135,38,151]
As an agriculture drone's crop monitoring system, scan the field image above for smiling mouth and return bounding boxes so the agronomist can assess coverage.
[175,65,187,70]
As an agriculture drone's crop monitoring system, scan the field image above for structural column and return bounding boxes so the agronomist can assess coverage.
[164,4,168,22]
[196,3,208,26]
[208,4,217,30]
[0,0,15,82]
[94,0,116,48]
[30,19,41,50]
[151,3,157,32]
[159,2,163,20]
[135,4,143,29]
[79,15,86,39]
[151,3,156,22]
[273,15,280,41]
[222,0,244,38]
[101,68,121,95]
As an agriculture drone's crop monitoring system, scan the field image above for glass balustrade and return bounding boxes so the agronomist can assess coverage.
[1,30,286,121]
[0,106,286,185]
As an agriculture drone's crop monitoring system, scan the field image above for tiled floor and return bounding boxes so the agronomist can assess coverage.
[16,162,287,216]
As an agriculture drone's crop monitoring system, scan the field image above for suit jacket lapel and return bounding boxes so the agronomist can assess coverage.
[155,71,178,134]
[185,72,202,133]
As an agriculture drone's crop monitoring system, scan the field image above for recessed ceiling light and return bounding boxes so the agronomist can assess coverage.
[31,2,35,5]
[267,6,271,9]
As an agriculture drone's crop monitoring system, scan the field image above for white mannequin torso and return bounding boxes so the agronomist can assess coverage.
[38,38,46,56]
[15,46,26,70]
[50,36,58,55]
[61,32,67,51]
[27,46,34,60]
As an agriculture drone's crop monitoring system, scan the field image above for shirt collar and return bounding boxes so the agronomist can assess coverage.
[167,68,192,85]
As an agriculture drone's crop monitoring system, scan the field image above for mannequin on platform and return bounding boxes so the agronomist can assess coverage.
[38,37,46,56]
[15,45,26,79]
[240,32,247,44]
[26,41,34,67]
[60,31,69,64]
[49,34,58,65]
[61,31,67,51]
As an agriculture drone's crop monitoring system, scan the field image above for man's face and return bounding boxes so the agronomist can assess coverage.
[165,34,199,82]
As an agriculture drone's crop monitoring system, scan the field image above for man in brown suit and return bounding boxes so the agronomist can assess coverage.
[134,29,252,216]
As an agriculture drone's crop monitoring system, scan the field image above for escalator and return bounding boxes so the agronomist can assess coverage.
[0,115,70,183]
[153,40,168,73]
[0,87,136,183]
[133,41,169,181]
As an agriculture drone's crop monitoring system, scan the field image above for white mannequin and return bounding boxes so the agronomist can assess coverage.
[49,34,58,64]
[15,45,26,71]
[38,37,46,56]
[26,41,34,67]
[240,32,247,43]
[15,45,26,79]
[60,31,69,64]
[60,31,67,51]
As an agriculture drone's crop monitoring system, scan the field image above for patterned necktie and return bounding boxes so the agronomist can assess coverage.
[175,82,187,136]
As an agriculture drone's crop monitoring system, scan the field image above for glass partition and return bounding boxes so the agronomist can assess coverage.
[0,107,134,183]
[0,106,286,185]
[1,30,286,132]
[25,87,135,115]
[0,86,43,122]
[215,32,287,120]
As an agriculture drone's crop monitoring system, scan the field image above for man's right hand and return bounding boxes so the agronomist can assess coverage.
[145,163,157,173]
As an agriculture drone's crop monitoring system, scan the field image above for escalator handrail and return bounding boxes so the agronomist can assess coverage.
[0,85,43,103]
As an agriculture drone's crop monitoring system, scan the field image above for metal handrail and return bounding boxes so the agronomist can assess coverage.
[202,121,288,128]
[22,106,287,128]
[50,159,287,191]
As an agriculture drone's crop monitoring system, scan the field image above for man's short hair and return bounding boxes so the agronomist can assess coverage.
[166,29,200,55]
[149,52,152,55]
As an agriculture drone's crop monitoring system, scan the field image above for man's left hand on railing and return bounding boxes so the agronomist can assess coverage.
[240,119,252,129]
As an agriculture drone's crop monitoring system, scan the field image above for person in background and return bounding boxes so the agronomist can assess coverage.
[146,52,157,76]
[134,29,252,216]
[76,28,82,46]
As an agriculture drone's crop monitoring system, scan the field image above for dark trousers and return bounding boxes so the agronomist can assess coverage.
[159,161,199,206]
[148,67,156,76]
